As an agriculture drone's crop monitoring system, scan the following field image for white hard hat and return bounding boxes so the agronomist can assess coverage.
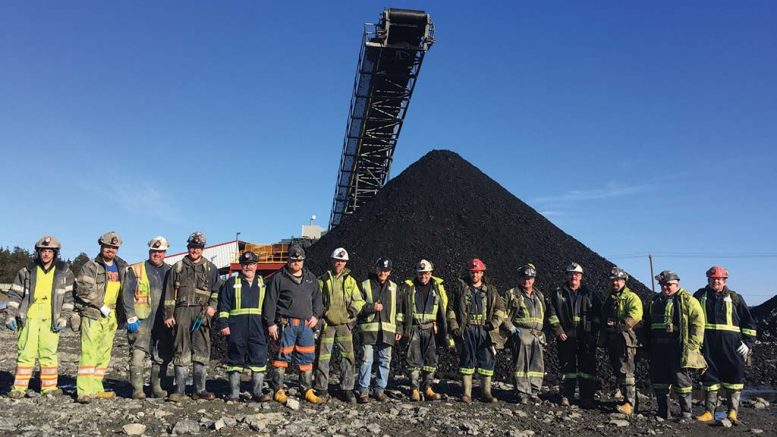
[148,236,170,251]
[416,259,434,272]
[330,247,349,261]
[566,262,583,274]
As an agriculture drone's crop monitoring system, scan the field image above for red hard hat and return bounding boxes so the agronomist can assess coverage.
[706,265,728,279]
[467,258,486,272]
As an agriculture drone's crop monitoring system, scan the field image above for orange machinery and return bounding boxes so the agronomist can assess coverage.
[228,242,288,278]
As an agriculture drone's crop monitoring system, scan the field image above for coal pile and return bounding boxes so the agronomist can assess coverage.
[306,150,654,385]
[750,294,777,342]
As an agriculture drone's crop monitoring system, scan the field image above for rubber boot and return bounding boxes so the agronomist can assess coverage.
[192,363,215,400]
[423,372,440,400]
[150,363,168,398]
[481,376,496,403]
[696,390,717,422]
[301,371,322,404]
[726,390,740,424]
[409,371,421,402]
[227,371,241,402]
[678,393,693,421]
[461,374,473,403]
[271,367,287,404]
[655,389,670,419]
[251,372,271,402]
[167,366,188,402]
[616,385,635,417]
[130,365,146,400]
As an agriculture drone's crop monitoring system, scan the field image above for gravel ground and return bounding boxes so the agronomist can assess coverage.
[1,329,775,436]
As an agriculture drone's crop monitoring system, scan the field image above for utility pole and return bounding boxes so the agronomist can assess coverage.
[649,254,655,293]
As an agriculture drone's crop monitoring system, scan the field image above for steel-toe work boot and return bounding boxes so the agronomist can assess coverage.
[374,391,388,402]
[357,390,369,404]
[130,365,146,400]
[251,372,271,402]
[410,389,421,402]
[227,371,241,402]
[461,374,473,403]
[274,389,288,405]
[167,366,188,402]
[481,376,496,403]
[727,390,740,424]
[655,390,670,419]
[559,396,570,407]
[343,390,356,404]
[304,388,322,404]
[424,386,441,401]
[7,390,25,399]
[616,402,634,417]
[695,390,717,422]
[150,363,167,398]
[192,363,215,400]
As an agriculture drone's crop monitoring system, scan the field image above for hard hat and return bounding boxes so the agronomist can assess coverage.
[706,265,728,279]
[609,267,629,281]
[467,258,486,272]
[655,270,680,284]
[566,262,583,274]
[148,236,169,251]
[187,232,206,248]
[98,231,122,247]
[374,257,393,271]
[518,263,537,278]
[35,235,61,250]
[288,245,306,261]
[239,251,259,264]
[416,259,433,272]
[330,247,349,261]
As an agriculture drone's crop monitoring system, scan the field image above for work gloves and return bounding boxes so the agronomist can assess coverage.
[736,342,750,357]
[53,318,67,332]
[5,317,17,331]
[510,326,520,336]
[100,305,111,317]
[127,317,142,333]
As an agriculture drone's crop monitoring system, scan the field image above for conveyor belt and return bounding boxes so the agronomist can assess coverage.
[329,8,434,229]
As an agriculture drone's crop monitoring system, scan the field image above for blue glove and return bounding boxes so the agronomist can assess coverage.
[127,318,142,333]
[53,318,67,332]
[511,326,520,336]
[6,318,17,331]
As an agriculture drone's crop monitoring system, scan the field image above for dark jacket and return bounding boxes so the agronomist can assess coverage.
[75,254,130,322]
[163,256,220,320]
[263,267,323,325]
[357,274,400,345]
[215,274,266,331]
[398,276,452,346]
[448,276,507,349]
[6,259,75,329]
[545,284,602,340]
[693,286,757,348]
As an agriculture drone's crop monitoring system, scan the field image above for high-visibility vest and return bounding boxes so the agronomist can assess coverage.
[359,279,397,334]
[405,278,445,325]
[130,262,152,319]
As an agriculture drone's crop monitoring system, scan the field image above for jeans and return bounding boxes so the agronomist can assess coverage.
[357,342,392,392]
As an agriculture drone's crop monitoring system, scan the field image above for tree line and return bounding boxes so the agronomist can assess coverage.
[0,246,90,284]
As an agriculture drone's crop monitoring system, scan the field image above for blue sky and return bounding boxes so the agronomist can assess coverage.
[1,1,775,304]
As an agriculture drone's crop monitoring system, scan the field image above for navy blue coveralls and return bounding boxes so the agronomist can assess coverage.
[216,275,267,373]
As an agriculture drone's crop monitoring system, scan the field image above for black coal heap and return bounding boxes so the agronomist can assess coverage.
[308,150,651,298]
[306,150,653,385]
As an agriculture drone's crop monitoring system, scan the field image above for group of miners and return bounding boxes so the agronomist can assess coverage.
[3,231,758,424]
